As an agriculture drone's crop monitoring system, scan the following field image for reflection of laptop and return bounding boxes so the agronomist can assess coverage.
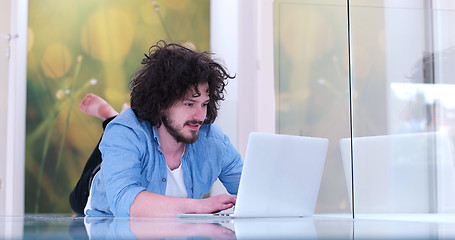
[339,131,455,214]
[233,217,317,238]
[178,132,328,218]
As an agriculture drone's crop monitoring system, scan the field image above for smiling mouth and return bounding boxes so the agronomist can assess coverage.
[186,121,203,129]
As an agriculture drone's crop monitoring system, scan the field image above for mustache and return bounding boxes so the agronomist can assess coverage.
[185,120,204,126]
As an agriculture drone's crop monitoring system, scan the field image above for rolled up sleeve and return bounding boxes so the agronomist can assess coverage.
[219,135,243,195]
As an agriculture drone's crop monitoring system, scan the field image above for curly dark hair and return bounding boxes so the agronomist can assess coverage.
[130,40,234,126]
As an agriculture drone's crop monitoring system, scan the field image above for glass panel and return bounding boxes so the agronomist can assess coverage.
[274,0,351,214]
[350,0,455,215]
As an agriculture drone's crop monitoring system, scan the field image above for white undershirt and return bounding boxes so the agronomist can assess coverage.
[165,164,188,198]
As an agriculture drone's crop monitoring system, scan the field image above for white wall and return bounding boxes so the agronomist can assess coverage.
[212,0,275,159]
[0,0,28,216]
[237,0,275,157]
[210,0,275,195]
[0,0,12,217]
[211,0,240,149]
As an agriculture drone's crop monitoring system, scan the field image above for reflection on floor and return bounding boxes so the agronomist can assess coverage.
[2,214,455,239]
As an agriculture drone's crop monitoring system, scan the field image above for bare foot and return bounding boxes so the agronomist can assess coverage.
[79,93,118,120]
[120,102,130,114]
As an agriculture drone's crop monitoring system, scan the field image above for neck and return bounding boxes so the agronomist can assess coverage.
[157,125,185,167]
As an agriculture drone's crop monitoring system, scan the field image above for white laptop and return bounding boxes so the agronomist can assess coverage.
[178,132,329,218]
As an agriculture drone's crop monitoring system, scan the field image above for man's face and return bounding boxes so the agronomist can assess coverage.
[161,82,210,144]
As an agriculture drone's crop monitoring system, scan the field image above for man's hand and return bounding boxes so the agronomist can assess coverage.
[196,194,237,213]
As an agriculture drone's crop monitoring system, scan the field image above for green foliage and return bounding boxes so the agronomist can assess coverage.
[26,0,210,213]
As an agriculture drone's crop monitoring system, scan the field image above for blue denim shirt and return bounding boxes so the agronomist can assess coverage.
[85,108,243,217]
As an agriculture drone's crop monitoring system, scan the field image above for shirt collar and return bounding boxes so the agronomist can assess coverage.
[152,125,188,155]
[151,125,162,149]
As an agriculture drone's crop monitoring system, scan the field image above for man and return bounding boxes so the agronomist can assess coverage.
[83,41,243,217]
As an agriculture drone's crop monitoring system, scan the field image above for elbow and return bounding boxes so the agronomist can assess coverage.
[128,190,148,217]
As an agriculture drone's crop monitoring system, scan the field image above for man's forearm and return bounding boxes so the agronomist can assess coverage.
[129,191,236,217]
[129,191,198,217]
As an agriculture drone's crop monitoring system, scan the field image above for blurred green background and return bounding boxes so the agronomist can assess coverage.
[26,0,210,213]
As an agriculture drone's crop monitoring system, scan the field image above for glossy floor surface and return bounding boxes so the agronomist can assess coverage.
[2,214,455,239]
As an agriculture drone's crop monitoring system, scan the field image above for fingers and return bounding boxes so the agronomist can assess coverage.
[226,195,236,205]
[216,194,236,204]
[215,194,236,211]
[201,194,237,213]
[222,203,234,210]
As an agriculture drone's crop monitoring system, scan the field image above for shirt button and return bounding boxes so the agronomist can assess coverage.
[162,178,166,182]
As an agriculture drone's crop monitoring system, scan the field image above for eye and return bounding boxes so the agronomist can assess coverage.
[184,102,193,107]
[202,102,209,107]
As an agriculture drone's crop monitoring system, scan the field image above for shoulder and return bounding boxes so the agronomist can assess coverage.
[108,108,144,127]
[198,124,226,142]
[195,124,234,150]
[105,108,151,135]
[101,108,153,149]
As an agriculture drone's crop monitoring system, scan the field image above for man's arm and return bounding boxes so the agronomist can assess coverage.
[129,191,236,217]
[218,134,244,194]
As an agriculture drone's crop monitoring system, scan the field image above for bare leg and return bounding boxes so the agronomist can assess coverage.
[79,93,118,120]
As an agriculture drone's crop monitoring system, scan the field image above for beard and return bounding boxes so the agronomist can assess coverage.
[161,115,202,144]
